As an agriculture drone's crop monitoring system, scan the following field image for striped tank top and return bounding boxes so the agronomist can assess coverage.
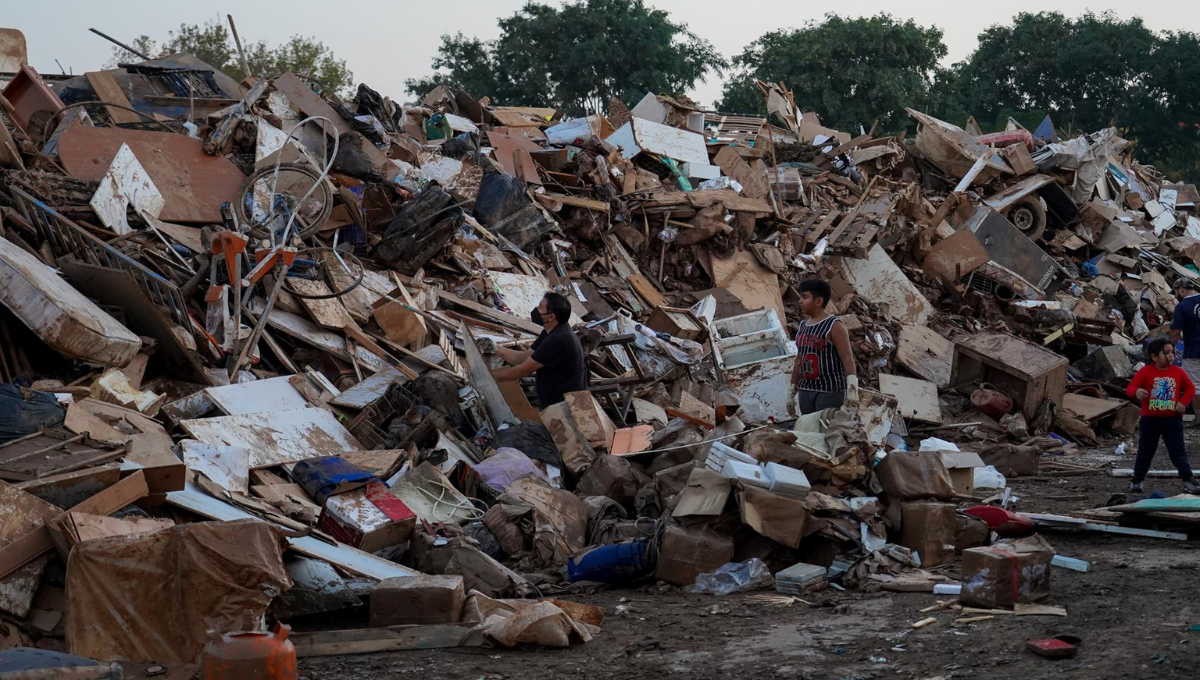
[795,315,846,393]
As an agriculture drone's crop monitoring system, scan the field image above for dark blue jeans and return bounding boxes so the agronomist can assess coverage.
[1134,415,1194,482]
[797,389,844,415]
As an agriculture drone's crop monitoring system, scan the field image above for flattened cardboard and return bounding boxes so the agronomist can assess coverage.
[671,468,731,518]
[738,485,808,548]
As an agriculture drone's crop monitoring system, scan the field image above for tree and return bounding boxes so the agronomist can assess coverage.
[718,14,947,133]
[102,20,354,97]
[957,11,1200,179]
[407,0,726,115]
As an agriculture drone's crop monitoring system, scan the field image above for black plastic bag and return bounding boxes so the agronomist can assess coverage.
[473,168,528,226]
[0,384,66,444]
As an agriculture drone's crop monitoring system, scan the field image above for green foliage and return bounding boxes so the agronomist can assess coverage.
[957,11,1200,179]
[406,0,726,116]
[718,14,947,133]
[103,20,354,97]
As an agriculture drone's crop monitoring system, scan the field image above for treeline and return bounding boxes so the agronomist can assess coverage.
[413,4,1200,180]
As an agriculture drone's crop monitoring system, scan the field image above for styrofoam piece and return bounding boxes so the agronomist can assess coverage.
[764,462,811,499]
[720,459,770,488]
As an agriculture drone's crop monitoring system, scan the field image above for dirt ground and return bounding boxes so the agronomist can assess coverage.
[303,437,1200,680]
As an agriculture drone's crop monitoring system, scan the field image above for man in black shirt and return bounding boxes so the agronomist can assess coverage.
[492,292,587,408]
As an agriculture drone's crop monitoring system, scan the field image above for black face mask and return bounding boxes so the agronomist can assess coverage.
[531,308,544,326]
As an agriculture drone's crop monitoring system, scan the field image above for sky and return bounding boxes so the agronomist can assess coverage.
[5,0,1197,108]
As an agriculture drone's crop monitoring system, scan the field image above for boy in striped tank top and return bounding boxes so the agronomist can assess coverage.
[789,279,858,416]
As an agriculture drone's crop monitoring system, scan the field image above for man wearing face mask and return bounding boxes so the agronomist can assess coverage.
[492,292,587,408]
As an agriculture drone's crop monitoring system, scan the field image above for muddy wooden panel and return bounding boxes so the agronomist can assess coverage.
[181,408,363,469]
[896,325,953,388]
[56,126,246,224]
[58,258,211,384]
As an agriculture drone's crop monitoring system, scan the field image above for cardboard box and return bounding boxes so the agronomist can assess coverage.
[654,525,733,586]
[938,451,984,497]
[960,537,1053,608]
[876,451,955,501]
[897,502,956,567]
[1002,143,1036,176]
[738,485,809,549]
[370,574,464,627]
[318,481,416,553]
[646,306,709,343]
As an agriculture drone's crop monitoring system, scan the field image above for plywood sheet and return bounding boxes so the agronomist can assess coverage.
[896,325,953,388]
[206,376,310,415]
[56,126,247,224]
[837,244,933,326]
[879,374,942,424]
[711,249,786,323]
[181,408,362,469]
[923,228,989,284]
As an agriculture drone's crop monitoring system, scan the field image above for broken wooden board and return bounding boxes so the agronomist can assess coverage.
[1061,392,1124,423]
[180,408,363,469]
[205,376,310,415]
[436,289,541,335]
[0,482,61,618]
[713,146,769,199]
[837,244,933,326]
[56,125,247,224]
[896,325,953,388]
[84,71,141,124]
[711,249,786,325]
[667,391,716,429]
[287,278,354,330]
[879,374,942,423]
[290,623,479,657]
[922,228,990,284]
[165,483,416,580]
[330,365,407,410]
[180,441,250,493]
[252,303,385,373]
[337,450,406,475]
[459,321,520,428]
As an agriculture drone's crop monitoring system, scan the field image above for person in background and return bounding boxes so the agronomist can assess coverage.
[492,292,586,409]
[1125,336,1200,494]
[789,279,858,416]
[1170,278,1200,423]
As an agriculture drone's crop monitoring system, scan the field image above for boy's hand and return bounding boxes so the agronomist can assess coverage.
[1177,402,1188,414]
[1136,388,1149,401]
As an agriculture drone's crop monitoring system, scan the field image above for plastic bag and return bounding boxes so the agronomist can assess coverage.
[684,558,774,596]
[473,169,528,226]
[0,384,65,444]
[973,465,1007,491]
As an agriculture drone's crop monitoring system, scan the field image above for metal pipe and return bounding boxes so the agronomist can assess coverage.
[994,284,1016,302]
[88,28,152,61]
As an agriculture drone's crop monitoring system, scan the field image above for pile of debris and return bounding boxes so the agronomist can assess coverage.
[1,36,1198,671]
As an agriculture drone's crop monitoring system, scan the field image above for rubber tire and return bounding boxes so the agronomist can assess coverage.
[1004,196,1047,242]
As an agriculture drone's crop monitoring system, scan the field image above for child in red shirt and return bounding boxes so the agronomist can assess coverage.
[1125,337,1200,494]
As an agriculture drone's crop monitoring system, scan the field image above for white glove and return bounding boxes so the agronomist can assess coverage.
[845,375,860,407]
[787,382,797,417]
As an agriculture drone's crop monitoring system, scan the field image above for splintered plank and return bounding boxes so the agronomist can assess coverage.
[84,71,141,124]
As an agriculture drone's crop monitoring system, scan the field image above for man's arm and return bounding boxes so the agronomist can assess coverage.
[493,357,543,382]
[496,346,534,366]
[830,320,857,377]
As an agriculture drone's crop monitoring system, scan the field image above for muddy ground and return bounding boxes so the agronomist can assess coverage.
[302,439,1200,680]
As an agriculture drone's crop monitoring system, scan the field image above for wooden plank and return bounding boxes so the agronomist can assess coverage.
[436,290,541,335]
[896,325,953,388]
[879,374,943,423]
[1061,392,1124,423]
[459,321,520,428]
[288,278,354,330]
[628,274,665,309]
[290,624,477,657]
[165,483,416,580]
[806,211,841,244]
[181,408,363,469]
[206,375,310,415]
[711,249,786,324]
[330,365,407,409]
[84,71,141,124]
[0,471,148,583]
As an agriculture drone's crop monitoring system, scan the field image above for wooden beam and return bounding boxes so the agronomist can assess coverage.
[436,289,541,335]
[290,623,478,657]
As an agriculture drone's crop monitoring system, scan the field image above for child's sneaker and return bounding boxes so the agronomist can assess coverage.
[1129,481,1144,493]
[1184,480,1200,495]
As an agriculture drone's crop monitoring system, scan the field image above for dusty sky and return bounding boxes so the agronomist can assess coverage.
[6,0,1196,108]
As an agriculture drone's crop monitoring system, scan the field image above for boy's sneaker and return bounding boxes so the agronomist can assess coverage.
[1129,481,1144,493]
[1184,480,1200,495]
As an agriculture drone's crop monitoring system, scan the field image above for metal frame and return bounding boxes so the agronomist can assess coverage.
[8,185,192,327]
